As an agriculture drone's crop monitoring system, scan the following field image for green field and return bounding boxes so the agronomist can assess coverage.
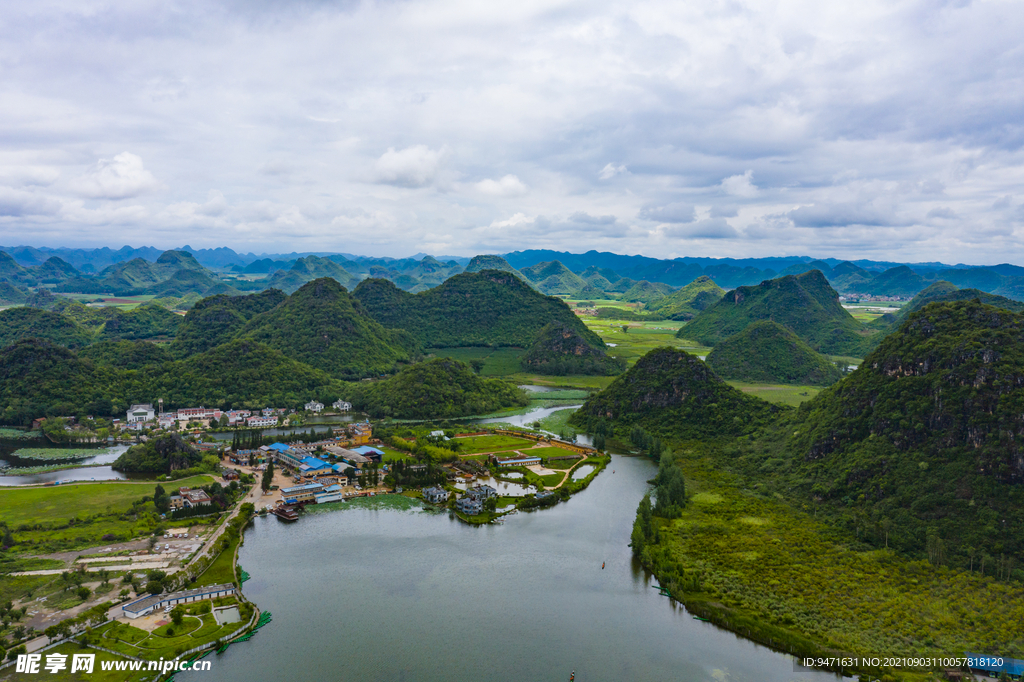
[529,446,580,460]
[453,434,536,454]
[8,447,113,461]
[379,446,408,462]
[507,373,616,390]
[536,407,580,438]
[426,347,525,376]
[725,382,822,407]
[51,293,158,310]
[0,476,215,527]
[92,604,248,661]
[582,319,710,367]
[842,303,902,322]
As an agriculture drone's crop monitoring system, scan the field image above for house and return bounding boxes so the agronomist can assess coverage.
[422,486,449,504]
[247,415,277,428]
[305,401,324,413]
[298,456,333,478]
[493,455,542,468]
[456,495,483,515]
[351,445,384,463]
[179,488,212,508]
[332,399,352,412]
[429,430,450,441]
[127,404,155,423]
[122,583,235,619]
[471,484,497,499]
[168,493,183,510]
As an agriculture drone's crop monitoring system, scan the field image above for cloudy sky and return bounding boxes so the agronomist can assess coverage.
[1,0,1023,263]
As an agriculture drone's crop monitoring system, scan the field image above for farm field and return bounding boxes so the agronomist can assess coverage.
[50,293,159,310]
[582,318,710,366]
[725,382,822,407]
[0,475,215,527]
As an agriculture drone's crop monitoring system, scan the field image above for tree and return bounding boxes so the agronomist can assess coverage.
[470,359,486,374]
[170,605,184,626]
[76,586,90,601]
[262,459,275,492]
[146,580,163,595]
[154,484,170,513]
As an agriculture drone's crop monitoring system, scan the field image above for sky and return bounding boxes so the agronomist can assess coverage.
[1,0,1023,264]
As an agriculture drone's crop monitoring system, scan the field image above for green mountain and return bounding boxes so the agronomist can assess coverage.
[78,340,173,369]
[863,265,928,297]
[892,282,1024,324]
[0,251,27,281]
[347,358,528,419]
[171,289,287,357]
[97,303,182,341]
[0,307,92,349]
[152,250,207,276]
[264,255,357,293]
[705,321,843,385]
[605,277,637,294]
[582,273,614,291]
[239,278,413,379]
[572,285,608,300]
[464,254,526,280]
[30,257,79,283]
[829,261,874,293]
[520,261,587,295]
[520,322,625,376]
[679,269,872,356]
[647,276,725,320]
[569,347,781,438]
[0,282,27,306]
[580,265,622,284]
[779,260,832,278]
[113,432,202,473]
[353,270,604,349]
[778,300,1024,564]
[993,278,1024,302]
[143,268,221,297]
[621,280,674,304]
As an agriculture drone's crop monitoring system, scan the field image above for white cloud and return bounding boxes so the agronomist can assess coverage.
[664,218,738,240]
[721,170,758,198]
[0,187,62,217]
[599,163,628,180]
[374,145,447,188]
[638,203,696,223]
[474,174,528,197]
[72,153,158,200]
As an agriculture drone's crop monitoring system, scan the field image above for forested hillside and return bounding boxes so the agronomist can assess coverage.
[353,270,604,349]
[346,358,528,419]
[680,270,873,355]
[705,320,843,385]
[647,276,724,320]
[171,288,287,356]
[570,347,781,438]
[520,322,625,375]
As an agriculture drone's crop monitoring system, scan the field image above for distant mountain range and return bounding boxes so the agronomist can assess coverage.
[4,244,1024,304]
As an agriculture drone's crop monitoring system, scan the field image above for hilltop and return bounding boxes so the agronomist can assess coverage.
[239,278,414,379]
[620,280,674,305]
[520,260,587,295]
[113,432,202,473]
[520,322,625,376]
[171,288,287,356]
[647,276,725,320]
[705,320,843,385]
[346,358,528,419]
[679,269,872,356]
[353,270,604,349]
[569,347,781,438]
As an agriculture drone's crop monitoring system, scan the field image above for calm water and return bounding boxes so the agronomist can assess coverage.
[474,403,584,429]
[182,454,837,682]
[0,441,130,486]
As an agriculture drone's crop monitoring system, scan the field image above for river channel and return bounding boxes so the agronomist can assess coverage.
[182,453,836,682]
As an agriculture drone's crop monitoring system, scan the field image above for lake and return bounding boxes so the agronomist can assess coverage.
[180,453,838,682]
[0,440,131,486]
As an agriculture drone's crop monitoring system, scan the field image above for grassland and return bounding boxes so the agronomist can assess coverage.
[647,453,1024,666]
[53,293,158,310]
[725,382,822,407]
[453,434,536,454]
[505,373,616,389]
[581,318,711,367]
[536,408,580,438]
[92,602,250,661]
[426,347,525,376]
[0,475,215,527]
[8,447,111,461]
[841,302,903,323]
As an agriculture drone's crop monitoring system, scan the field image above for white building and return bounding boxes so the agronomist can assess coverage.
[127,404,155,423]
[247,416,277,428]
[305,401,324,413]
[332,399,352,412]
